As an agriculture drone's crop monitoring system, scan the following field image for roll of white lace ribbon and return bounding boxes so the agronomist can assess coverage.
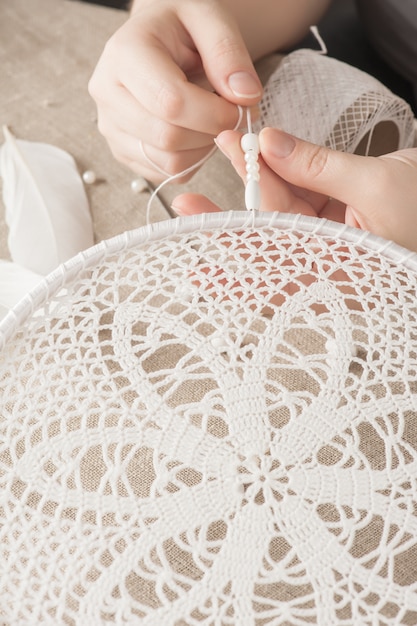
[257,49,415,155]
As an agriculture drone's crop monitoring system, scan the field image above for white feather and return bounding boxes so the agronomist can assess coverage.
[0,259,43,319]
[0,125,94,275]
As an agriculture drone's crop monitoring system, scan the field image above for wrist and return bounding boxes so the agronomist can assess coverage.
[129,0,175,13]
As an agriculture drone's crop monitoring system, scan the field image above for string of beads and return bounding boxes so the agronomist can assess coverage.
[240,107,261,210]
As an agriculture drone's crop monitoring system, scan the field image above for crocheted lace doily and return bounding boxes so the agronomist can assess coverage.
[257,50,415,155]
[1,212,417,625]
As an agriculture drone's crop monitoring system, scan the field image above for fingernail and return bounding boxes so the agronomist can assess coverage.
[170,202,184,216]
[214,137,231,160]
[228,71,262,99]
[264,129,296,158]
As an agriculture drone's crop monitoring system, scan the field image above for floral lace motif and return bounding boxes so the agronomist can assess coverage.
[1,216,417,624]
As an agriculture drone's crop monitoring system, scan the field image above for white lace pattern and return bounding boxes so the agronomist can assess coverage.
[1,213,417,625]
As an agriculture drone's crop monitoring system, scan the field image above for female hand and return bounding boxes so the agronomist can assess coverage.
[172,127,417,252]
[88,0,332,183]
[88,0,262,183]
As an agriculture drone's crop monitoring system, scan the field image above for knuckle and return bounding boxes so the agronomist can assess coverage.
[107,141,123,161]
[114,151,130,167]
[109,149,126,168]
[373,161,394,195]
[163,152,185,176]
[155,84,185,123]
[205,36,248,82]
[161,153,194,182]
[87,70,106,103]
[87,74,98,99]
[96,115,110,138]
[156,122,181,152]
[304,145,330,180]
[103,31,123,58]
[212,35,243,62]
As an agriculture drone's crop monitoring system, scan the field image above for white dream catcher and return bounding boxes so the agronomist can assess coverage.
[1,43,417,626]
[1,211,417,625]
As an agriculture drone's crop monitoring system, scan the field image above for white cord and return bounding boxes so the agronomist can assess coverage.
[145,105,245,225]
[310,25,328,55]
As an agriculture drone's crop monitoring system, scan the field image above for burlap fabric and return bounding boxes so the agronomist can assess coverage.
[1,2,417,624]
[0,0,280,261]
[1,212,417,624]
[0,0,415,257]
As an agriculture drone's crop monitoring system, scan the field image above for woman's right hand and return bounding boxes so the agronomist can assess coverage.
[88,0,263,183]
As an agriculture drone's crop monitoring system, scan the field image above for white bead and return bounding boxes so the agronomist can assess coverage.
[130,177,148,194]
[350,344,358,358]
[326,338,358,358]
[245,179,261,211]
[241,133,260,154]
[174,284,193,302]
[241,128,261,211]
[325,338,338,353]
[82,170,96,185]
[211,337,228,350]
[247,163,260,176]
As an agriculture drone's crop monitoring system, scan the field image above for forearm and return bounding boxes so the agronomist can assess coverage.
[130,0,332,61]
[225,0,332,60]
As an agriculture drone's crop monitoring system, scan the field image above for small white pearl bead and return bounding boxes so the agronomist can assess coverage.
[211,337,228,351]
[241,133,260,154]
[326,338,358,358]
[82,170,96,185]
[174,284,193,302]
[130,177,148,194]
[325,338,338,354]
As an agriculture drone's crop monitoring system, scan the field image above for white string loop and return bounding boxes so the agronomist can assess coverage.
[310,25,327,55]
[144,105,244,225]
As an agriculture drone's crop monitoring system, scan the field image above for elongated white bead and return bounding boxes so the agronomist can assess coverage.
[245,179,261,211]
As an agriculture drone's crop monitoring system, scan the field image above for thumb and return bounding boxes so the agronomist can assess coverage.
[178,1,262,104]
[259,128,417,251]
[259,127,377,220]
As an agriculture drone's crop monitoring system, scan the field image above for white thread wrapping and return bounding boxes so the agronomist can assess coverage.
[256,49,415,153]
